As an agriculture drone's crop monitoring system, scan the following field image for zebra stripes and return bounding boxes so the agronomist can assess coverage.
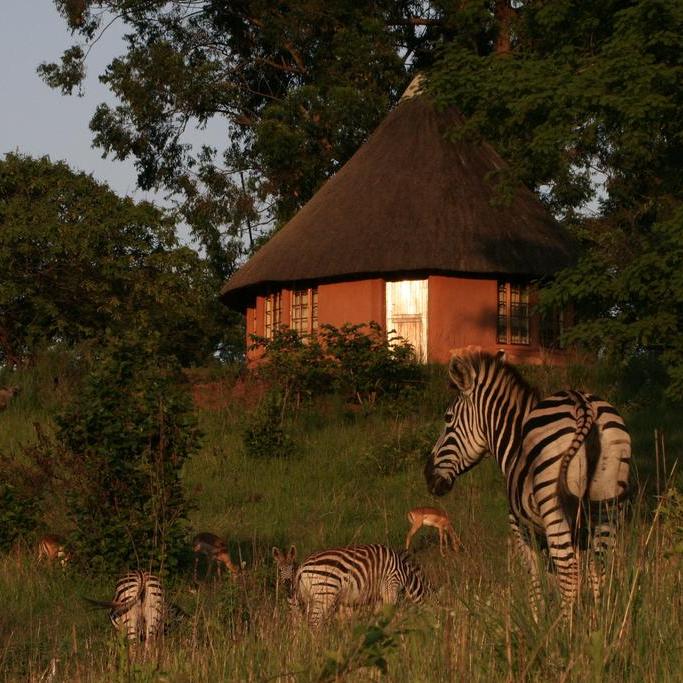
[87,571,165,646]
[424,350,631,616]
[87,571,188,646]
[273,544,426,627]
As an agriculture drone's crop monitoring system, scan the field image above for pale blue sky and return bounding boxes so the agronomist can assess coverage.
[0,3,225,243]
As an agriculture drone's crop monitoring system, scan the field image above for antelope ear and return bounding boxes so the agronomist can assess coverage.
[496,349,506,363]
[448,355,475,394]
[288,545,297,562]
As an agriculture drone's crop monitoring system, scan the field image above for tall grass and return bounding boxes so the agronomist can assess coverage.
[0,356,682,681]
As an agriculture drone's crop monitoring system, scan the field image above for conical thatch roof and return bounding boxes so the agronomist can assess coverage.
[222,85,575,308]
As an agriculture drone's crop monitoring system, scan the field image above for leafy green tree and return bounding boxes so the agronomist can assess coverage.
[428,0,683,397]
[55,333,199,574]
[41,0,442,276]
[0,152,231,366]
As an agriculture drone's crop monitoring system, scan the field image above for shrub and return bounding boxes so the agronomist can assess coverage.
[52,333,199,575]
[251,322,424,411]
[250,327,333,411]
[242,391,297,459]
[0,481,38,552]
[363,420,438,476]
[320,322,424,407]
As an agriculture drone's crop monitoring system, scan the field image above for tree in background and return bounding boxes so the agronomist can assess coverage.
[0,152,234,366]
[43,1,683,396]
[427,0,683,398]
[40,0,443,277]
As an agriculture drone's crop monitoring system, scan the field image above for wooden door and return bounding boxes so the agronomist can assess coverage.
[385,279,428,362]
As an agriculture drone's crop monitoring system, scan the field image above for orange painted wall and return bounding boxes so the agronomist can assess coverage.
[427,275,567,365]
[246,276,567,366]
[317,279,385,328]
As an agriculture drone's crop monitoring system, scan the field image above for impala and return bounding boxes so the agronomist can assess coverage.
[0,385,20,411]
[192,532,241,580]
[37,534,70,567]
[405,507,461,557]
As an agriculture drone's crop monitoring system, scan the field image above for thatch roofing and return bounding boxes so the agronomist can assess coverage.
[221,85,576,308]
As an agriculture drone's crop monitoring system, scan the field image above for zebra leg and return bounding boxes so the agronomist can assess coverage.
[508,515,542,622]
[380,580,400,606]
[542,516,579,616]
[588,505,619,605]
[308,591,336,629]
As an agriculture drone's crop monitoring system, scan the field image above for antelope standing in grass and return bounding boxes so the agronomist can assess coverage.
[273,544,426,628]
[37,534,70,567]
[405,507,461,556]
[0,385,20,411]
[192,532,241,580]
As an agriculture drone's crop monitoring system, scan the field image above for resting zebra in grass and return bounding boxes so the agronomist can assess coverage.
[86,570,165,648]
[273,544,426,627]
[424,350,631,617]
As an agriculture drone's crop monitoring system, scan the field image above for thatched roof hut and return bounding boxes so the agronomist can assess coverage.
[222,78,575,364]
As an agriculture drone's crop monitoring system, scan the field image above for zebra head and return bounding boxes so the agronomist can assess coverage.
[425,352,493,496]
[272,545,297,588]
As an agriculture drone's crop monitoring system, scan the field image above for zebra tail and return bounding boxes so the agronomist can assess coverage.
[557,392,596,521]
[82,596,119,611]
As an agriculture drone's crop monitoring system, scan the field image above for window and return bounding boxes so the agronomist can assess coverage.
[497,281,530,345]
[263,291,282,339]
[540,310,564,349]
[311,288,318,331]
[291,287,318,335]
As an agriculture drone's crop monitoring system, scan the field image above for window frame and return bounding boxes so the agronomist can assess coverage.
[291,286,318,335]
[496,281,530,346]
[263,290,282,339]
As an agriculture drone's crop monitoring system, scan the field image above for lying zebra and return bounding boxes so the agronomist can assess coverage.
[425,350,631,618]
[273,543,426,627]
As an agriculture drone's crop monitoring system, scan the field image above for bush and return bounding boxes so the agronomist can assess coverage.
[320,322,424,407]
[242,391,297,459]
[0,481,38,552]
[250,327,333,411]
[51,333,199,575]
[252,322,425,411]
[363,420,438,476]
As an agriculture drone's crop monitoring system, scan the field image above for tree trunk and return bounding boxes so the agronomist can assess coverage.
[494,0,514,55]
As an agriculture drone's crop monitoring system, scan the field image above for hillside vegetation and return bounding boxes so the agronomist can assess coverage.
[0,354,682,682]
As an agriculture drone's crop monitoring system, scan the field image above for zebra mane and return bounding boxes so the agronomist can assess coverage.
[449,351,540,402]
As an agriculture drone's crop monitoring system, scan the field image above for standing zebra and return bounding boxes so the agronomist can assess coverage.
[87,570,165,647]
[424,350,631,616]
[273,544,426,627]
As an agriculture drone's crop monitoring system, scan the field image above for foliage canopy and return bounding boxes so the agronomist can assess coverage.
[42,1,683,395]
[0,152,230,366]
[425,0,683,396]
[41,0,440,276]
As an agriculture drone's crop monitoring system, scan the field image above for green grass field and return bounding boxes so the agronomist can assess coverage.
[1,359,682,682]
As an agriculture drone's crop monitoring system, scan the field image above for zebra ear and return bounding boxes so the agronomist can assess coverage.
[272,547,283,562]
[496,349,506,363]
[448,355,475,394]
[287,545,297,562]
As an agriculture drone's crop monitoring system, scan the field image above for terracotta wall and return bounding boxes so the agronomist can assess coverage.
[246,276,567,365]
[427,275,568,365]
[317,279,385,328]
